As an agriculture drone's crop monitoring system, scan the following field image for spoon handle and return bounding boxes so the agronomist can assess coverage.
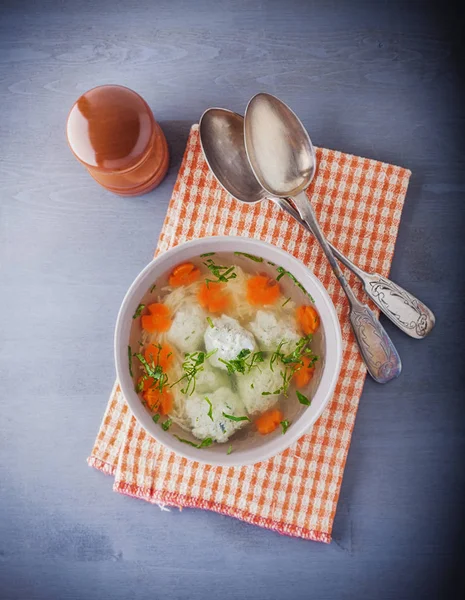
[328,244,435,339]
[276,197,435,339]
[291,192,402,383]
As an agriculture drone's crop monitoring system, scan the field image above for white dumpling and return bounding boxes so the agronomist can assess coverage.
[204,315,257,370]
[185,387,249,443]
[194,361,230,394]
[236,363,283,414]
[249,310,300,352]
[167,304,206,353]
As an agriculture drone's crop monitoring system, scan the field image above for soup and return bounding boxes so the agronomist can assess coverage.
[128,251,322,453]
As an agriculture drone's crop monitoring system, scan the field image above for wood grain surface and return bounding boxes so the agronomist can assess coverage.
[0,1,464,599]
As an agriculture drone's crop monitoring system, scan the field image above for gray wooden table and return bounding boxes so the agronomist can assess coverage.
[1,1,464,598]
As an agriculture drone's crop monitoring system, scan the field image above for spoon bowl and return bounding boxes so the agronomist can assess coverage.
[199,108,266,204]
[244,93,316,197]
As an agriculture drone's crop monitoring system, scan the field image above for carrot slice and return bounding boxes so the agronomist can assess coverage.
[296,305,320,335]
[141,303,171,332]
[197,281,231,313]
[169,262,201,287]
[144,343,174,371]
[159,390,174,415]
[293,355,316,388]
[246,275,280,306]
[255,408,283,435]
[137,376,155,392]
[143,388,174,415]
[143,388,161,411]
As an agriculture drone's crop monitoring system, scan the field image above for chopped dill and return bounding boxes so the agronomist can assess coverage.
[234,252,263,263]
[296,390,311,406]
[203,258,237,285]
[280,420,291,434]
[227,445,233,455]
[152,414,160,423]
[162,418,172,431]
[134,351,169,392]
[171,349,217,395]
[174,435,213,449]
[218,349,264,375]
[128,345,133,377]
[282,297,291,308]
[275,266,315,301]
[132,303,145,319]
[206,316,214,328]
[267,335,318,397]
[205,396,214,421]
[222,413,250,422]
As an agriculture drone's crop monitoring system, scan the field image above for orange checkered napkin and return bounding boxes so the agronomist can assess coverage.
[88,125,411,543]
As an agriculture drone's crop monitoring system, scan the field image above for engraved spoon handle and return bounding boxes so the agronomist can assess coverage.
[327,245,435,339]
[276,197,435,339]
[289,192,402,383]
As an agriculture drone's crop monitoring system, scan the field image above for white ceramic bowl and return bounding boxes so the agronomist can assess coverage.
[115,236,342,466]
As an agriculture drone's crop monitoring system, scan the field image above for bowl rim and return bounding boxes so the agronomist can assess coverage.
[115,236,343,467]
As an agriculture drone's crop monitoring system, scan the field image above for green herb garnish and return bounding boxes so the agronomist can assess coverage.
[262,368,296,397]
[171,349,217,395]
[135,379,144,393]
[227,445,233,455]
[270,335,317,369]
[234,251,263,263]
[149,284,157,293]
[128,345,133,377]
[282,297,291,308]
[134,351,169,392]
[198,437,213,448]
[218,349,264,375]
[152,414,160,423]
[280,369,294,396]
[262,388,284,396]
[222,412,250,422]
[280,420,291,434]
[268,336,318,397]
[200,252,215,257]
[162,418,172,431]
[203,258,237,285]
[275,266,315,301]
[205,396,213,421]
[296,390,311,406]
[270,340,287,372]
[283,335,315,365]
[174,435,213,449]
[206,316,214,328]
[132,303,145,319]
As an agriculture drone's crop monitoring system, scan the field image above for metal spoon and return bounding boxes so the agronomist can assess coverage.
[199,108,434,340]
[242,93,403,383]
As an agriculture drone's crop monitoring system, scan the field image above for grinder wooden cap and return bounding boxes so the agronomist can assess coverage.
[66,85,169,196]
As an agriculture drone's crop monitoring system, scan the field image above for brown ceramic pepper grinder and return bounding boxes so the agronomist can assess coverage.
[66,85,169,196]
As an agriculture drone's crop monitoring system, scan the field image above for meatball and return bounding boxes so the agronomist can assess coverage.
[204,315,257,370]
[185,387,249,443]
[248,310,300,352]
[236,363,283,414]
[167,304,206,353]
[194,361,230,395]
